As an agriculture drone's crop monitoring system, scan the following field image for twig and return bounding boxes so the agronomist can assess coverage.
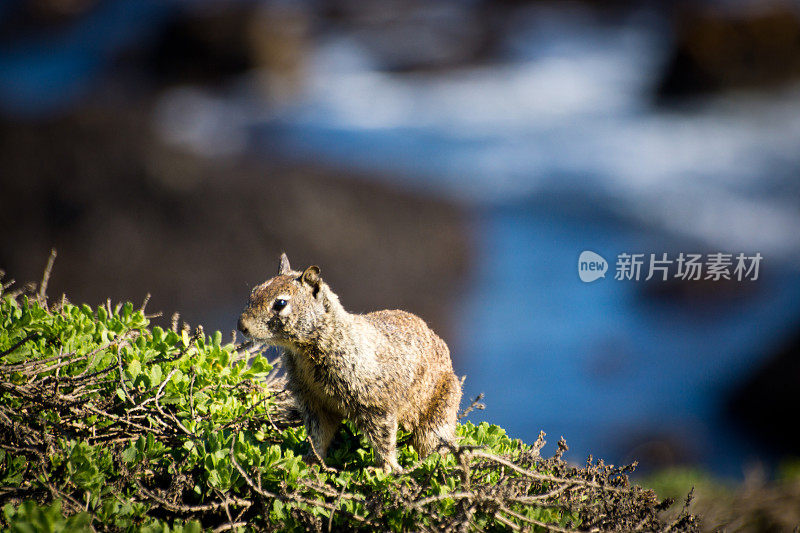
[37,248,57,306]
[228,436,278,500]
[328,484,346,532]
[0,333,39,359]
[470,451,626,494]
[414,491,474,508]
[136,480,252,513]
[494,511,522,531]
[140,293,151,312]
[306,435,338,473]
[458,393,485,420]
[153,368,194,436]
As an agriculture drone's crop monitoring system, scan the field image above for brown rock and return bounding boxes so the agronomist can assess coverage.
[657,3,800,100]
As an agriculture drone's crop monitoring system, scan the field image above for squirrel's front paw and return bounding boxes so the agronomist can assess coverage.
[302,452,322,465]
[377,458,403,474]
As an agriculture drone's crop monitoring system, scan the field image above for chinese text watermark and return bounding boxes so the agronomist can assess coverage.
[579,251,762,283]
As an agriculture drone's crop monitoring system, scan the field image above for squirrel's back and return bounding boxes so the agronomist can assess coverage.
[363,309,452,365]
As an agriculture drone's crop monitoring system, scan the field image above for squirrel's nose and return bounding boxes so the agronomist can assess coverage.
[237,317,249,336]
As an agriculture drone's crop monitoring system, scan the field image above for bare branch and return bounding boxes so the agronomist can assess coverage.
[37,248,57,305]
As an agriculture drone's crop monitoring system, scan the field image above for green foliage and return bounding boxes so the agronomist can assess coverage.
[641,467,729,504]
[3,500,91,533]
[0,293,697,532]
[777,458,800,482]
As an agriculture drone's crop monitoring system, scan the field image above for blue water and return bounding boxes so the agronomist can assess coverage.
[452,201,800,475]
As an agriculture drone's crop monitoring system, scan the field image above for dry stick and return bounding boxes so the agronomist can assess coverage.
[413,491,475,508]
[494,512,522,531]
[457,497,478,533]
[434,437,473,489]
[155,368,179,399]
[306,435,338,473]
[24,352,96,378]
[37,248,57,306]
[298,478,360,500]
[153,369,194,436]
[469,451,626,494]
[215,488,236,533]
[140,293,151,312]
[327,484,347,533]
[227,437,279,500]
[135,480,252,513]
[510,482,576,504]
[262,399,280,432]
[458,393,486,420]
[0,333,39,359]
[58,358,117,382]
[83,405,154,434]
[231,497,248,527]
[212,522,247,533]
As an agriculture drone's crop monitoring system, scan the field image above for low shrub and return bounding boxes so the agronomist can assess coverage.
[0,273,697,532]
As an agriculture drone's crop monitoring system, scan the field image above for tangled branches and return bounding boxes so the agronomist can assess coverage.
[0,268,698,532]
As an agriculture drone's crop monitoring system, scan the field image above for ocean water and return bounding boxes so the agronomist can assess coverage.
[453,202,800,475]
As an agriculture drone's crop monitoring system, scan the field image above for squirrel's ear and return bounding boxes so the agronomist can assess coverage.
[279,253,292,275]
[300,266,321,296]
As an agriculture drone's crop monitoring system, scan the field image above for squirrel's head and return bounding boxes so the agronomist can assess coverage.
[238,253,333,347]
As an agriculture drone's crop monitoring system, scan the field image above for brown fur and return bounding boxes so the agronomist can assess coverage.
[238,254,462,471]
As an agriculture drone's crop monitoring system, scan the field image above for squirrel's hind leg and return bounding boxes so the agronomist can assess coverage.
[412,373,461,458]
[357,412,402,472]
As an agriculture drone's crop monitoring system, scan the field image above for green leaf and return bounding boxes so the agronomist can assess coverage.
[150,365,162,385]
[126,359,141,380]
[121,446,137,464]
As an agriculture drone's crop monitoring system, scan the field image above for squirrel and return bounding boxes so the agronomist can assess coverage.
[237,253,462,472]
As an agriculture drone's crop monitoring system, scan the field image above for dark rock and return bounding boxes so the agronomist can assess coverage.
[726,323,800,456]
[657,3,800,101]
[138,4,310,89]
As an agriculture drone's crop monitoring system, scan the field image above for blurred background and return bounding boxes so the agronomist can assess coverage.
[2,0,800,522]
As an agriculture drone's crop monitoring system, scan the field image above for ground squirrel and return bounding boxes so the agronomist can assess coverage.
[238,253,462,472]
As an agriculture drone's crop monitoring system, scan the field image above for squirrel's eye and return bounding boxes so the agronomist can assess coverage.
[273,299,288,312]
